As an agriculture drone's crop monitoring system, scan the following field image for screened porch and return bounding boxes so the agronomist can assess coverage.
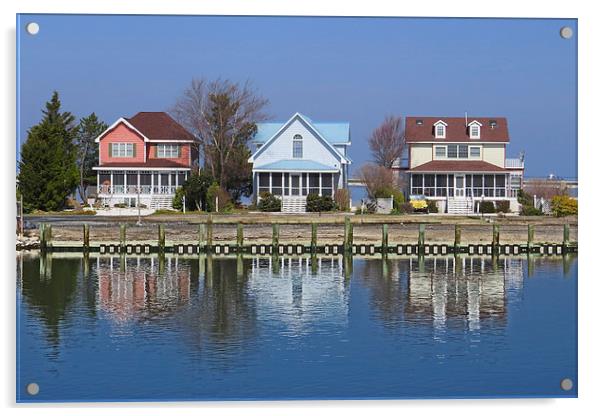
[96,170,189,195]
[256,172,339,198]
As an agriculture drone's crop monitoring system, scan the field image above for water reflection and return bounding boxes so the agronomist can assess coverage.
[18,253,576,348]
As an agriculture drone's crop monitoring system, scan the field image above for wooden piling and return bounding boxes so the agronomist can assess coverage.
[527,224,534,249]
[198,224,206,250]
[158,224,165,253]
[237,223,244,249]
[39,223,46,252]
[381,223,389,255]
[206,215,213,248]
[119,224,126,251]
[492,224,500,250]
[563,224,570,248]
[418,224,425,253]
[344,217,352,253]
[83,224,90,251]
[43,224,52,251]
[454,224,461,251]
[272,223,280,252]
[311,223,317,253]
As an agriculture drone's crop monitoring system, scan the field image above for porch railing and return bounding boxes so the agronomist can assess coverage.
[97,185,176,195]
[505,158,524,169]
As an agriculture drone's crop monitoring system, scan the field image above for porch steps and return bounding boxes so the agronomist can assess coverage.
[447,197,474,215]
[281,196,306,213]
[150,195,173,210]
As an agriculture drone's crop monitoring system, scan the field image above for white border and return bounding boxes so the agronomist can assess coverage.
[2,2,598,416]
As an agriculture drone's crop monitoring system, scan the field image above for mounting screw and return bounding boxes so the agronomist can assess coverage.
[560,26,573,39]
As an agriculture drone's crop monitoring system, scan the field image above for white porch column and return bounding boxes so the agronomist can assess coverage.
[137,171,140,193]
[282,172,285,196]
[332,173,335,195]
[151,172,154,194]
[175,171,179,188]
[306,172,309,195]
[318,173,322,196]
[168,172,172,193]
[158,173,161,193]
[269,172,273,194]
[97,172,99,194]
[123,172,127,194]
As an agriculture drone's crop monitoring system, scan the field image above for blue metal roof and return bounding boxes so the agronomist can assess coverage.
[254,159,339,171]
[253,116,350,145]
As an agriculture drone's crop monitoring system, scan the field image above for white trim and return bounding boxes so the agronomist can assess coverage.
[94,117,151,143]
[468,121,482,139]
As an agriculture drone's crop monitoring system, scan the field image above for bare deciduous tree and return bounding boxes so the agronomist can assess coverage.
[369,115,405,168]
[524,179,569,200]
[170,78,269,191]
[358,163,402,199]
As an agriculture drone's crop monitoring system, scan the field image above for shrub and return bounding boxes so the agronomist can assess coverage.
[551,195,578,217]
[306,194,336,212]
[206,183,232,212]
[478,201,495,214]
[257,192,281,212]
[494,200,510,213]
[517,189,533,207]
[427,199,439,213]
[521,205,543,216]
[391,189,405,211]
[113,203,127,208]
[334,188,350,211]
[172,187,185,211]
[152,209,178,215]
[398,202,415,214]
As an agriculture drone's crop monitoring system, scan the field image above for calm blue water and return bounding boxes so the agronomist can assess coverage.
[17,253,577,402]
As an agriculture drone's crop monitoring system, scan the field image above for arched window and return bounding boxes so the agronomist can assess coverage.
[293,134,303,158]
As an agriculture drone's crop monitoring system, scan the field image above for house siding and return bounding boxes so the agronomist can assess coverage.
[482,144,505,168]
[99,123,146,164]
[409,144,432,168]
[147,143,192,167]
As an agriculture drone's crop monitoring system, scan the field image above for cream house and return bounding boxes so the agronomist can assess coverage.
[399,116,524,214]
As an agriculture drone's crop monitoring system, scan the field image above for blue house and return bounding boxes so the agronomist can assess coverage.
[248,113,351,212]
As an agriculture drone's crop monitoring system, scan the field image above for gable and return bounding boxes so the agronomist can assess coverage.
[249,113,349,164]
[251,117,345,167]
[98,120,146,144]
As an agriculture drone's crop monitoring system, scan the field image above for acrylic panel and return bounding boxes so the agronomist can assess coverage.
[16,14,578,402]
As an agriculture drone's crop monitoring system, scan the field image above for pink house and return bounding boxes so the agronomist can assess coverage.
[93,112,198,209]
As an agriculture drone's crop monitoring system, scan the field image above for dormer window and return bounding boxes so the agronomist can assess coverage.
[416,119,423,125]
[489,120,497,128]
[468,120,482,139]
[434,120,447,138]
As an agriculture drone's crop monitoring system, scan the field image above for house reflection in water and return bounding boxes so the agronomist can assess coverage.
[96,256,192,323]
[404,256,523,332]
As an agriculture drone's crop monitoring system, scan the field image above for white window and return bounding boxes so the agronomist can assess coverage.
[435,124,446,138]
[157,144,180,158]
[111,143,134,158]
[447,144,469,159]
[470,146,481,158]
[434,146,446,158]
[292,134,303,158]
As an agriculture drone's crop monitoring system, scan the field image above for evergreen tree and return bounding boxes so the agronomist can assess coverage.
[74,113,108,202]
[18,92,79,212]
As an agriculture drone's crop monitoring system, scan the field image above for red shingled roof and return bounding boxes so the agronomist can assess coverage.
[409,160,507,172]
[127,112,196,141]
[97,160,191,169]
[405,117,509,142]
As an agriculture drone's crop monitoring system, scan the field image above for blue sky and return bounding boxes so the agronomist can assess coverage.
[17,14,577,178]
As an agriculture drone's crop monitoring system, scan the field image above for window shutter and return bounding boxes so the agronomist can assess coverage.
[177,145,181,158]
[155,145,158,158]
[132,143,136,158]
[109,143,113,157]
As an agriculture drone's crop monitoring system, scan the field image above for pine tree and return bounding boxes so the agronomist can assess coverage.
[18,92,79,212]
[74,113,108,202]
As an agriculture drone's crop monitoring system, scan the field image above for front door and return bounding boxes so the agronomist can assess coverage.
[290,174,301,196]
[454,174,465,197]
